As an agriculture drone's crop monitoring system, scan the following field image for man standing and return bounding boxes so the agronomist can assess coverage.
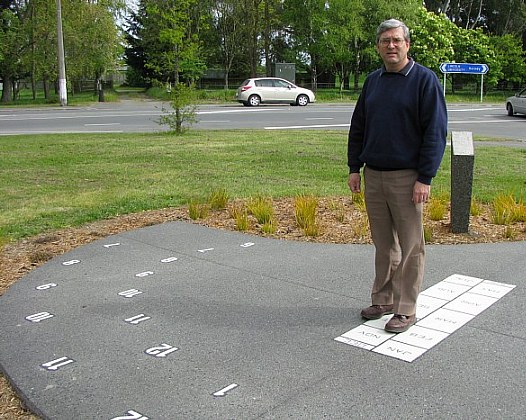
[347,19,447,333]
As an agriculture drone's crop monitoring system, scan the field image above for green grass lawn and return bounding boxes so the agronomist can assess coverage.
[1,130,524,242]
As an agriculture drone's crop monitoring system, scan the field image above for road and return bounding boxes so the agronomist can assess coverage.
[1,100,525,144]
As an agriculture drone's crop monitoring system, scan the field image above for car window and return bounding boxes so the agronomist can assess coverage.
[273,79,291,88]
[255,79,274,87]
[519,88,526,98]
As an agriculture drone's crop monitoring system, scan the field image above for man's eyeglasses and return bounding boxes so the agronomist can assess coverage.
[379,37,405,47]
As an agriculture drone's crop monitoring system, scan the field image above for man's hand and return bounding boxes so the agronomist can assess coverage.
[348,173,361,193]
[413,181,431,203]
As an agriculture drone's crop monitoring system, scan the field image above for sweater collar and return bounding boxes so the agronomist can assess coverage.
[381,58,415,76]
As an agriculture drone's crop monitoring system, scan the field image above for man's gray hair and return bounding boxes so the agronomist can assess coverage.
[376,19,410,43]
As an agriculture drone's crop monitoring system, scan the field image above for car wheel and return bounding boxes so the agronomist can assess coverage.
[506,103,514,116]
[242,101,250,107]
[296,94,309,106]
[248,95,261,106]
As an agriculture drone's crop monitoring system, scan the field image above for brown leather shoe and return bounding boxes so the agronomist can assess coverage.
[384,314,416,333]
[360,304,394,320]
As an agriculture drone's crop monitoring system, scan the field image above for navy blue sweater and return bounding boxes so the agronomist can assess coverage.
[348,60,447,185]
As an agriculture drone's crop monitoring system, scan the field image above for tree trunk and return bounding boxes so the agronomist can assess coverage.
[31,73,36,100]
[1,75,13,102]
[43,77,50,100]
[224,70,230,90]
[440,0,451,14]
[310,55,317,91]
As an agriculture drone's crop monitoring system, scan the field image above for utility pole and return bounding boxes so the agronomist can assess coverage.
[56,0,67,106]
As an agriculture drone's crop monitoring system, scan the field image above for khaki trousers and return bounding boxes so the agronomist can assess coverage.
[364,167,425,315]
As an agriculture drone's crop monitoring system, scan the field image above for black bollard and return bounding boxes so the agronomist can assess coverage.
[450,131,475,233]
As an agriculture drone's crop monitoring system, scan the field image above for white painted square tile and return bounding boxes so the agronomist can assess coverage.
[364,314,393,329]
[339,325,394,346]
[415,308,474,333]
[373,340,428,362]
[443,292,498,316]
[442,274,485,287]
[470,280,516,299]
[420,281,471,301]
[416,294,448,318]
[391,325,449,349]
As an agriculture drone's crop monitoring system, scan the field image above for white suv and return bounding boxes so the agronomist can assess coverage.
[235,77,315,107]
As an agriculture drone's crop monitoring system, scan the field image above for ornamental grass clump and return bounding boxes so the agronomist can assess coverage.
[424,225,433,242]
[427,196,447,221]
[188,199,209,220]
[208,188,229,210]
[351,191,366,212]
[470,197,482,216]
[351,214,369,239]
[247,195,274,225]
[504,226,516,240]
[329,200,346,223]
[513,198,526,223]
[261,219,277,234]
[229,203,249,231]
[295,194,319,236]
[491,193,517,225]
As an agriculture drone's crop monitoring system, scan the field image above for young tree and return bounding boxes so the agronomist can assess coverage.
[159,83,198,134]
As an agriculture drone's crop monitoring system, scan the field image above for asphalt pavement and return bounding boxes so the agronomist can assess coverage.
[0,222,524,419]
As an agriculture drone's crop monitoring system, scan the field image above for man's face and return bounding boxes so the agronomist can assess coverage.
[376,27,410,72]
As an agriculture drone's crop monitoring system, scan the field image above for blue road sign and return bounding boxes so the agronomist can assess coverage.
[439,63,489,74]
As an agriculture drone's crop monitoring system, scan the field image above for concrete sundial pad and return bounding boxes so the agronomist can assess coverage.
[0,222,517,419]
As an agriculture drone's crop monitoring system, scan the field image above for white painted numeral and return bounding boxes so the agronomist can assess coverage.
[41,356,75,371]
[36,283,57,290]
[197,248,214,253]
[110,410,149,420]
[118,289,143,298]
[145,343,179,358]
[135,271,154,278]
[26,312,54,323]
[240,242,255,248]
[62,259,80,266]
[161,257,178,263]
[125,314,151,325]
[104,243,121,248]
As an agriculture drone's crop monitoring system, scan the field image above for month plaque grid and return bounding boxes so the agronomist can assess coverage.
[334,274,516,362]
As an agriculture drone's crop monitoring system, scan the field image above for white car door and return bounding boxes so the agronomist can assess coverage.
[272,79,296,102]
[255,79,275,102]
[515,88,526,114]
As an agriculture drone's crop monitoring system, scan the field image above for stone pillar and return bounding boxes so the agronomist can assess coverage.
[450,131,475,233]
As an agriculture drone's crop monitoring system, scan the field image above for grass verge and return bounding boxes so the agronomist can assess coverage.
[0,130,524,242]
